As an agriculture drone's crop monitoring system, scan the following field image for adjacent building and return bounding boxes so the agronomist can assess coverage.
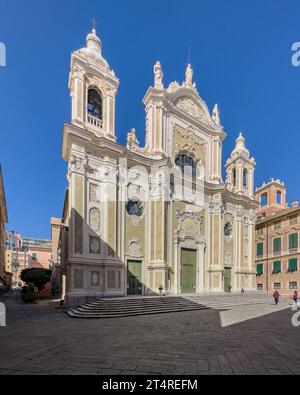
[255,179,300,298]
[5,231,52,286]
[0,166,9,289]
[60,29,258,307]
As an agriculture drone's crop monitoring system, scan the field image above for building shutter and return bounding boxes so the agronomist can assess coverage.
[273,261,281,274]
[257,263,263,276]
[257,243,263,257]
[273,238,281,253]
[289,233,298,250]
[288,259,298,273]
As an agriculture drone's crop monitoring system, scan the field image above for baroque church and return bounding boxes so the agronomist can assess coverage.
[61,29,258,307]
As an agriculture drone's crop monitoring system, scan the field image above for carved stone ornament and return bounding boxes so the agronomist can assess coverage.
[209,194,224,215]
[89,208,101,233]
[243,225,249,258]
[89,236,101,254]
[128,238,143,258]
[224,252,233,267]
[176,208,203,242]
[69,154,94,176]
[173,125,206,148]
[175,97,205,121]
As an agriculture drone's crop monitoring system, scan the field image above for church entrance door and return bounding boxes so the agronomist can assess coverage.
[181,249,197,294]
[127,260,142,295]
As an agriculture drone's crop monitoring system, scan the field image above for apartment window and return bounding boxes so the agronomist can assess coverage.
[256,263,263,276]
[273,261,281,274]
[257,284,264,291]
[288,258,298,273]
[273,238,281,253]
[257,242,264,257]
[289,282,298,290]
[274,283,281,290]
[290,216,298,226]
[289,233,298,250]
[257,228,264,236]
[274,220,281,230]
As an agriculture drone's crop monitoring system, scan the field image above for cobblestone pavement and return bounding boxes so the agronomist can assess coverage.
[0,291,299,375]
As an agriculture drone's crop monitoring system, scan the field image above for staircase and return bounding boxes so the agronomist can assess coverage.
[67,293,273,319]
[186,293,273,309]
[67,296,209,319]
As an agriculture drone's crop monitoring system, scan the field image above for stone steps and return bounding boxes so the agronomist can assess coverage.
[186,294,273,309]
[67,297,209,319]
[66,293,274,319]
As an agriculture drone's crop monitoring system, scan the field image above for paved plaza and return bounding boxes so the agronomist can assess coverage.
[0,292,299,375]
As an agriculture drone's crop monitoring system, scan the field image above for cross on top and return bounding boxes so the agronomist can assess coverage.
[91,18,98,30]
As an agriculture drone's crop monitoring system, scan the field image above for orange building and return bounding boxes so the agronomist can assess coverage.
[255,179,300,299]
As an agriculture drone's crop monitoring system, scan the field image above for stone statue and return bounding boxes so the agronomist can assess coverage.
[185,63,193,86]
[154,61,163,88]
[212,104,220,126]
[126,128,140,150]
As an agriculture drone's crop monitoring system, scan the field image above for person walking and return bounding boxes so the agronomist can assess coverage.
[273,290,280,305]
[293,290,298,305]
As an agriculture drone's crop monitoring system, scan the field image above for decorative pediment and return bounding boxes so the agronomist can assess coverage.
[174,97,212,127]
[175,97,204,119]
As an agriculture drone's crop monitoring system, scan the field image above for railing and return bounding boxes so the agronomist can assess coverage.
[87,114,103,129]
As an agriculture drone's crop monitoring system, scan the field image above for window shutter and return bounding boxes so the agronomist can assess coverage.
[273,238,281,253]
[288,259,298,273]
[289,233,298,250]
[257,243,263,257]
[257,263,263,276]
[273,261,281,274]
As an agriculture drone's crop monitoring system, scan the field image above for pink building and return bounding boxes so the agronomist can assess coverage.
[28,244,52,269]
[255,179,300,299]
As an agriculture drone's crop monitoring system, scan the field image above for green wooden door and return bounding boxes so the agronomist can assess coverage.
[127,260,142,295]
[224,268,232,293]
[181,249,197,294]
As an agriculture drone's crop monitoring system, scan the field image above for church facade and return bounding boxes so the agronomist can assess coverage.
[61,29,258,307]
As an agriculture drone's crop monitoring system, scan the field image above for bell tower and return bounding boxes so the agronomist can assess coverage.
[68,29,119,141]
[225,133,256,198]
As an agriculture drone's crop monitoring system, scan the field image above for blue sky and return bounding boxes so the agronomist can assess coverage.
[0,0,300,238]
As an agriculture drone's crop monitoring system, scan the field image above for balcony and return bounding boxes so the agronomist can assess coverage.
[87,114,103,129]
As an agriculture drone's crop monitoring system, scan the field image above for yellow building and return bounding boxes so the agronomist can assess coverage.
[61,29,258,307]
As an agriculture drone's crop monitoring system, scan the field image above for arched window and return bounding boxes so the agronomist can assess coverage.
[243,169,248,188]
[232,168,237,186]
[175,155,197,178]
[87,89,103,120]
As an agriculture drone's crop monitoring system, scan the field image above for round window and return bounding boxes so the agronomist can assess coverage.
[126,200,143,217]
